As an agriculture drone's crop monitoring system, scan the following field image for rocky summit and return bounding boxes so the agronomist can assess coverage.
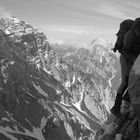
[0,17,137,140]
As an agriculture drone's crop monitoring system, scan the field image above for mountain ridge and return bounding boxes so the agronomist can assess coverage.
[0,17,96,140]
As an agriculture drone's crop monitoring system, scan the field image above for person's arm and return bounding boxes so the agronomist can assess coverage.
[112,32,124,53]
[121,31,136,64]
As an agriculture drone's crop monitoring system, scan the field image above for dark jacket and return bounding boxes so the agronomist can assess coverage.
[122,31,138,65]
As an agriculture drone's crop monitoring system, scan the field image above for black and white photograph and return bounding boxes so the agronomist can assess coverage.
[0,0,140,140]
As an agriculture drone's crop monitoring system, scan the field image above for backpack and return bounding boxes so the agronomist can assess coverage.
[114,19,134,52]
[129,18,140,57]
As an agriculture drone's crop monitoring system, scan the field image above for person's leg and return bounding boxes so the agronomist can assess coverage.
[132,104,140,136]
[111,55,130,117]
[117,55,130,94]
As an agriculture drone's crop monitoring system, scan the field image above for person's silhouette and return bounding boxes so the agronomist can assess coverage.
[111,19,134,117]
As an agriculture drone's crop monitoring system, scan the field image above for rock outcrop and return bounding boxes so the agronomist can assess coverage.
[94,56,140,140]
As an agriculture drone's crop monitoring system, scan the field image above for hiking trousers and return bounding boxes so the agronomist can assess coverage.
[117,54,131,96]
[111,55,131,116]
[132,104,140,135]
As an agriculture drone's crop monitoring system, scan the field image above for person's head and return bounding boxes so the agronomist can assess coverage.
[114,19,134,51]
[132,17,140,34]
[116,19,134,36]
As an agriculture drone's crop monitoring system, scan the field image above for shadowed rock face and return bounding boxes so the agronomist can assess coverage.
[0,18,95,140]
[128,55,140,104]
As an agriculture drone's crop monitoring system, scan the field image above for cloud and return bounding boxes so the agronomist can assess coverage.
[40,24,115,36]
[94,4,132,19]
[40,25,93,35]
[39,24,116,43]
[40,24,114,40]
[126,2,140,9]
[0,7,12,18]
[47,27,83,34]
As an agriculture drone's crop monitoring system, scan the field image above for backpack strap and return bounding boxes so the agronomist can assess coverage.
[130,30,140,57]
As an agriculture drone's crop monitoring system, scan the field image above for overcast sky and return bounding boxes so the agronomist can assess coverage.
[0,0,140,44]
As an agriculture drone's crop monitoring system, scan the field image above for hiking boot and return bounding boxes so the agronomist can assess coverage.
[120,100,130,116]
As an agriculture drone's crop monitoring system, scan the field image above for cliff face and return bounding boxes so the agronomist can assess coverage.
[0,17,95,140]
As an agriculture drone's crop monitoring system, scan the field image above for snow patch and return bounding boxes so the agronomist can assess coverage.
[25,100,30,104]
[32,117,47,140]
[72,75,76,84]
[43,67,52,75]
[63,52,73,58]
[65,81,71,88]
[0,117,47,140]
[10,17,21,23]
[0,127,18,140]
[60,103,92,132]
[2,117,10,122]
[72,91,85,113]
[108,72,115,87]
[60,101,71,107]
[26,90,34,98]
[56,89,61,94]
[104,86,112,112]
[9,61,15,65]
[1,63,8,83]
[32,81,48,97]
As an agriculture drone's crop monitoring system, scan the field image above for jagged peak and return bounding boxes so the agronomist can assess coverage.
[89,38,113,50]
[0,17,38,35]
[90,38,107,47]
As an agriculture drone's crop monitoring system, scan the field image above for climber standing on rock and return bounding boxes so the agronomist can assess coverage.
[95,18,140,140]
[111,19,134,118]
[125,17,140,136]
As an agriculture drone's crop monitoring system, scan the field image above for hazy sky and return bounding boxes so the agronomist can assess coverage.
[0,0,140,44]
